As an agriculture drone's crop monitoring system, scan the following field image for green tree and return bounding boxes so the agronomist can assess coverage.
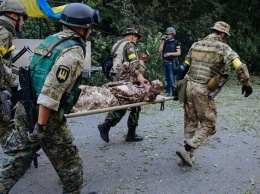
[21,0,260,82]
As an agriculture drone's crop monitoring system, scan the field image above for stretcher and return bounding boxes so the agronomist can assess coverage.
[65,95,174,118]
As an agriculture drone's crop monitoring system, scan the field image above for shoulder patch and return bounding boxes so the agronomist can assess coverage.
[56,65,70,83]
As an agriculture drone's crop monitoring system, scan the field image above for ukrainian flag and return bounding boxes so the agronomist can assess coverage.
[19,0,67,18]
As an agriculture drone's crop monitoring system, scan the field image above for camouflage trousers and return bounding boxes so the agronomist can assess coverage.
[0,102,83,194]
[0,110,12,149]
[106,106,141,129]
[184,81,217,149]
[0,90,13,148]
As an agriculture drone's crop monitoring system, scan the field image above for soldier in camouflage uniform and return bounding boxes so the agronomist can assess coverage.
[98,28,149,143]
[176,21,253,167]
[0,3,100,193]
[0,0,28,148]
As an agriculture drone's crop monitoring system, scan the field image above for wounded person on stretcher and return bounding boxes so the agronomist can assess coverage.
[27,80,163,142]
[72,80,164,112]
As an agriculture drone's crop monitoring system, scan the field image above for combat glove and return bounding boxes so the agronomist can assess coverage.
[242,85,253,97]
[28,123,46,142]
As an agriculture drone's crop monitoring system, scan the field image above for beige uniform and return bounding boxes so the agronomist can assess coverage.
[184,34,250,149]
[37,29,84,111]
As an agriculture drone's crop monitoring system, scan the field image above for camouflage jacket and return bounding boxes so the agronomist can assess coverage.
[72,80,163,112]
[185,33,239,83]
[36,28,85,111]
[0,16,17,90]
[117,40,142,83]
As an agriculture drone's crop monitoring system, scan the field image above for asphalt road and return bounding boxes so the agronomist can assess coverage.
[0,84,259,194]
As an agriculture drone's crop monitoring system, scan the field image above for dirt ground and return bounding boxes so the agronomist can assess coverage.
[0,82,259,194]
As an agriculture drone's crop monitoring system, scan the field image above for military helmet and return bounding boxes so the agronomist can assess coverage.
[0,0,28,20]
[122,28,141,39]
[60,3,100,28]
[211,21,230,36]
[165,27,176,35]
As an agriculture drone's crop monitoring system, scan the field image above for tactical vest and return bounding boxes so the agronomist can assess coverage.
[29,35,86,114]
[162,39,179,61]
[187,40,225,83]
[110,40,130,74]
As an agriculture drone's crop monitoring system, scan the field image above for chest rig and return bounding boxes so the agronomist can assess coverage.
[188,40,226,83]
[29,35,86,114]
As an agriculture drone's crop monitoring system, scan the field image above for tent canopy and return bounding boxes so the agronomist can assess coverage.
[19,0,67,18]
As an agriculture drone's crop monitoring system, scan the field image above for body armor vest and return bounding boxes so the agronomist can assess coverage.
[187,40,226,83]
[162,39,179,61]
[29,35,86,114]
[110,40,130,74]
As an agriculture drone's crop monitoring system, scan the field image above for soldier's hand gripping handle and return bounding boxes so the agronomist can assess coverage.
[242,85,253,97]
[28,123,46,142]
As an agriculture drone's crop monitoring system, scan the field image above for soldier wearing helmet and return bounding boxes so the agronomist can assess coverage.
[0,0,28,32]
[0,3,100,193]
[175,21,253,167]
[158,26,181,97]
[0,0,28,149]
[98,27,149,143]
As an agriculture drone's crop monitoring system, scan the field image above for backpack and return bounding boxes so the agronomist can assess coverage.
[101,54,116,80]
[101,40,127,80]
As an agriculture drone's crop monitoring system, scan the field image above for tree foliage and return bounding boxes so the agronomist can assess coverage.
[21,0,260,85]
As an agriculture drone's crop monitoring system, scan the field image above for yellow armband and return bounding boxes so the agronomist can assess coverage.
[128,53,137,60]
[184,60,190,66]
[0,45,15,56]
[0,45,8,56]
[232,58,241,70]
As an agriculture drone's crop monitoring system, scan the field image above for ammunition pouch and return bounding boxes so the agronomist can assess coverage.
[59,87,82,114]
[208,74,229,91]
[207,76,221,91]
[59,91,70,110]
[176,78,188,104]
[208,73,229,100]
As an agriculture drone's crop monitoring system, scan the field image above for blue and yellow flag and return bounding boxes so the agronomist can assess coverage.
[19,0,67,18]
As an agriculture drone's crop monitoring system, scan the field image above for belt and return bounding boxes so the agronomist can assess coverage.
[164,60,172,63]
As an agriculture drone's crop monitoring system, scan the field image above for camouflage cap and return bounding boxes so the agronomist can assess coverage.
[0,0,28,20]
[122,28,141,39]
[211,21,230,36]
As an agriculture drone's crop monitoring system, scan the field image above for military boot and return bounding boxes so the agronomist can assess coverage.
[125,127,143,142]
[176,148,193,167]
[178,154,195,166]
[98,120,111,143]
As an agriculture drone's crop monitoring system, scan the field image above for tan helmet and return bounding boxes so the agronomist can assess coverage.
[0,0,28,20]
[122,28,141,39]
[211,21,230,36]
